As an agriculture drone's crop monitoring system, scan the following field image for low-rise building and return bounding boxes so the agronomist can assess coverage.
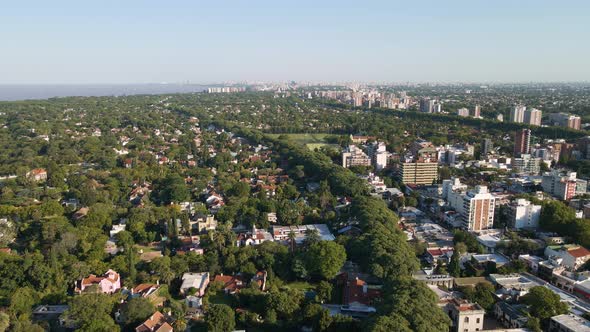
[272,224,335,244]
[446,299,485,332]
[545,245,590,270]
[75,269,121,294]
[135,311,173,332]
[180,272,209,296]
[342,145,371,168]
[549,314,590,332]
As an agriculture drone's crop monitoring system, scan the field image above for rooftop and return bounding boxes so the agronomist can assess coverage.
[551,314,590,332]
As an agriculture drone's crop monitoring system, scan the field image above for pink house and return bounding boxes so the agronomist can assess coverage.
[75,269,121,294]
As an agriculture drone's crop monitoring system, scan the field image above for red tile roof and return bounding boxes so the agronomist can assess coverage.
[568,246,590,258]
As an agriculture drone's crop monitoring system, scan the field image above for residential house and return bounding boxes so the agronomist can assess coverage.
[135,311,173,332]
[337,272,382,308]
[27,168,47,182]
[130,283,163,306]
[425,247,454,264]
[545,244,590,270]
[180,272,209,296]
[32,305,69,322]
[493,302,529,329]
[75,269,121,294]
[446,299,485,332]
[214,274,245,294]
[191,214,217,233]
[236,227,273,247]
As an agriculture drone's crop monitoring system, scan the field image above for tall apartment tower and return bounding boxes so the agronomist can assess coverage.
[510,105,526,123]
[514,129,531,157]
[481,138,493,156]
[419,98,440,113]
[524,108,542,126]
[462,186,495,231]
[472,105,481,118]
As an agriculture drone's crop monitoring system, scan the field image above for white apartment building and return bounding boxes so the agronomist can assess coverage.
[508,198,541,230]
[462,186,495,232]
[542,170,577,201]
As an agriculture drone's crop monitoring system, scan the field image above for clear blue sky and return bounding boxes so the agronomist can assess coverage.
[2,0,589,84]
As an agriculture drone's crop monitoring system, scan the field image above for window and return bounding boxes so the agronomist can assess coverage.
[476,318,480,323]
[464,317,469,323]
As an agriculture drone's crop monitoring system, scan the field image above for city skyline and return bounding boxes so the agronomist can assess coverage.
[2,0,590,84]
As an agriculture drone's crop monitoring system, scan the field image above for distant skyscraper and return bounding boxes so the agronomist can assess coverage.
[510,105,526,123]
[481,138,493,156]
[514,129,531,157]
[548,113,581,130]
[419,98,430,113]
[472,105,481,118]
[419,98,440,113]
[457,108,470,117]
[524,108,542,126]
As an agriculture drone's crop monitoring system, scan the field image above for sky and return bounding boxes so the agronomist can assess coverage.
[1,0,589,84]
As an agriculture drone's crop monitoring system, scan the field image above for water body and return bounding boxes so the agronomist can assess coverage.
[0,84,213,101]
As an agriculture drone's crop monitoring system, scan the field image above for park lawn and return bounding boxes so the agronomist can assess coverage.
[267,133,338,150]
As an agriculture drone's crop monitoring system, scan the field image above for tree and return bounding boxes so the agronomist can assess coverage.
[305,241,346,279]
[539,200,576,234]
[0,312,9,332]
[316,281,333,303]
[123,297,155,327]
[205,304,235,332]
[266,289,304,319]
[521,286,568,325]
[461,282,495,310]
[9,287,38,318]
[0,220,16,247]
[65,293,118,331]
[448,251,461,277]
[367,314,412,332]
[379,278,451,332]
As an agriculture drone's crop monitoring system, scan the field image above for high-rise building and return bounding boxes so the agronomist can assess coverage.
[541,170,577,201]
[368,141,389,171]
[524,108,542,126]
[462,186,495,231]
[509,199,541,230]
[472,105,481,118]
[420,98,433,113]
[512,154,541,175]
[481,138,493,156]
[397,140,438,185]
[457,108,470,117]
[549,113,582,130]
[514,129,531,157]
[510,105,526,123]
[352,92,363,107]
[419,98,440,113]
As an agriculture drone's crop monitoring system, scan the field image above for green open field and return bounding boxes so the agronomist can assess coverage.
[267,133,339,150]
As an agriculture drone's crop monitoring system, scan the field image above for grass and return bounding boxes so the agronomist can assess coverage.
[284,281,315,291]
[208,291,234,306]
[267,133,339,150]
